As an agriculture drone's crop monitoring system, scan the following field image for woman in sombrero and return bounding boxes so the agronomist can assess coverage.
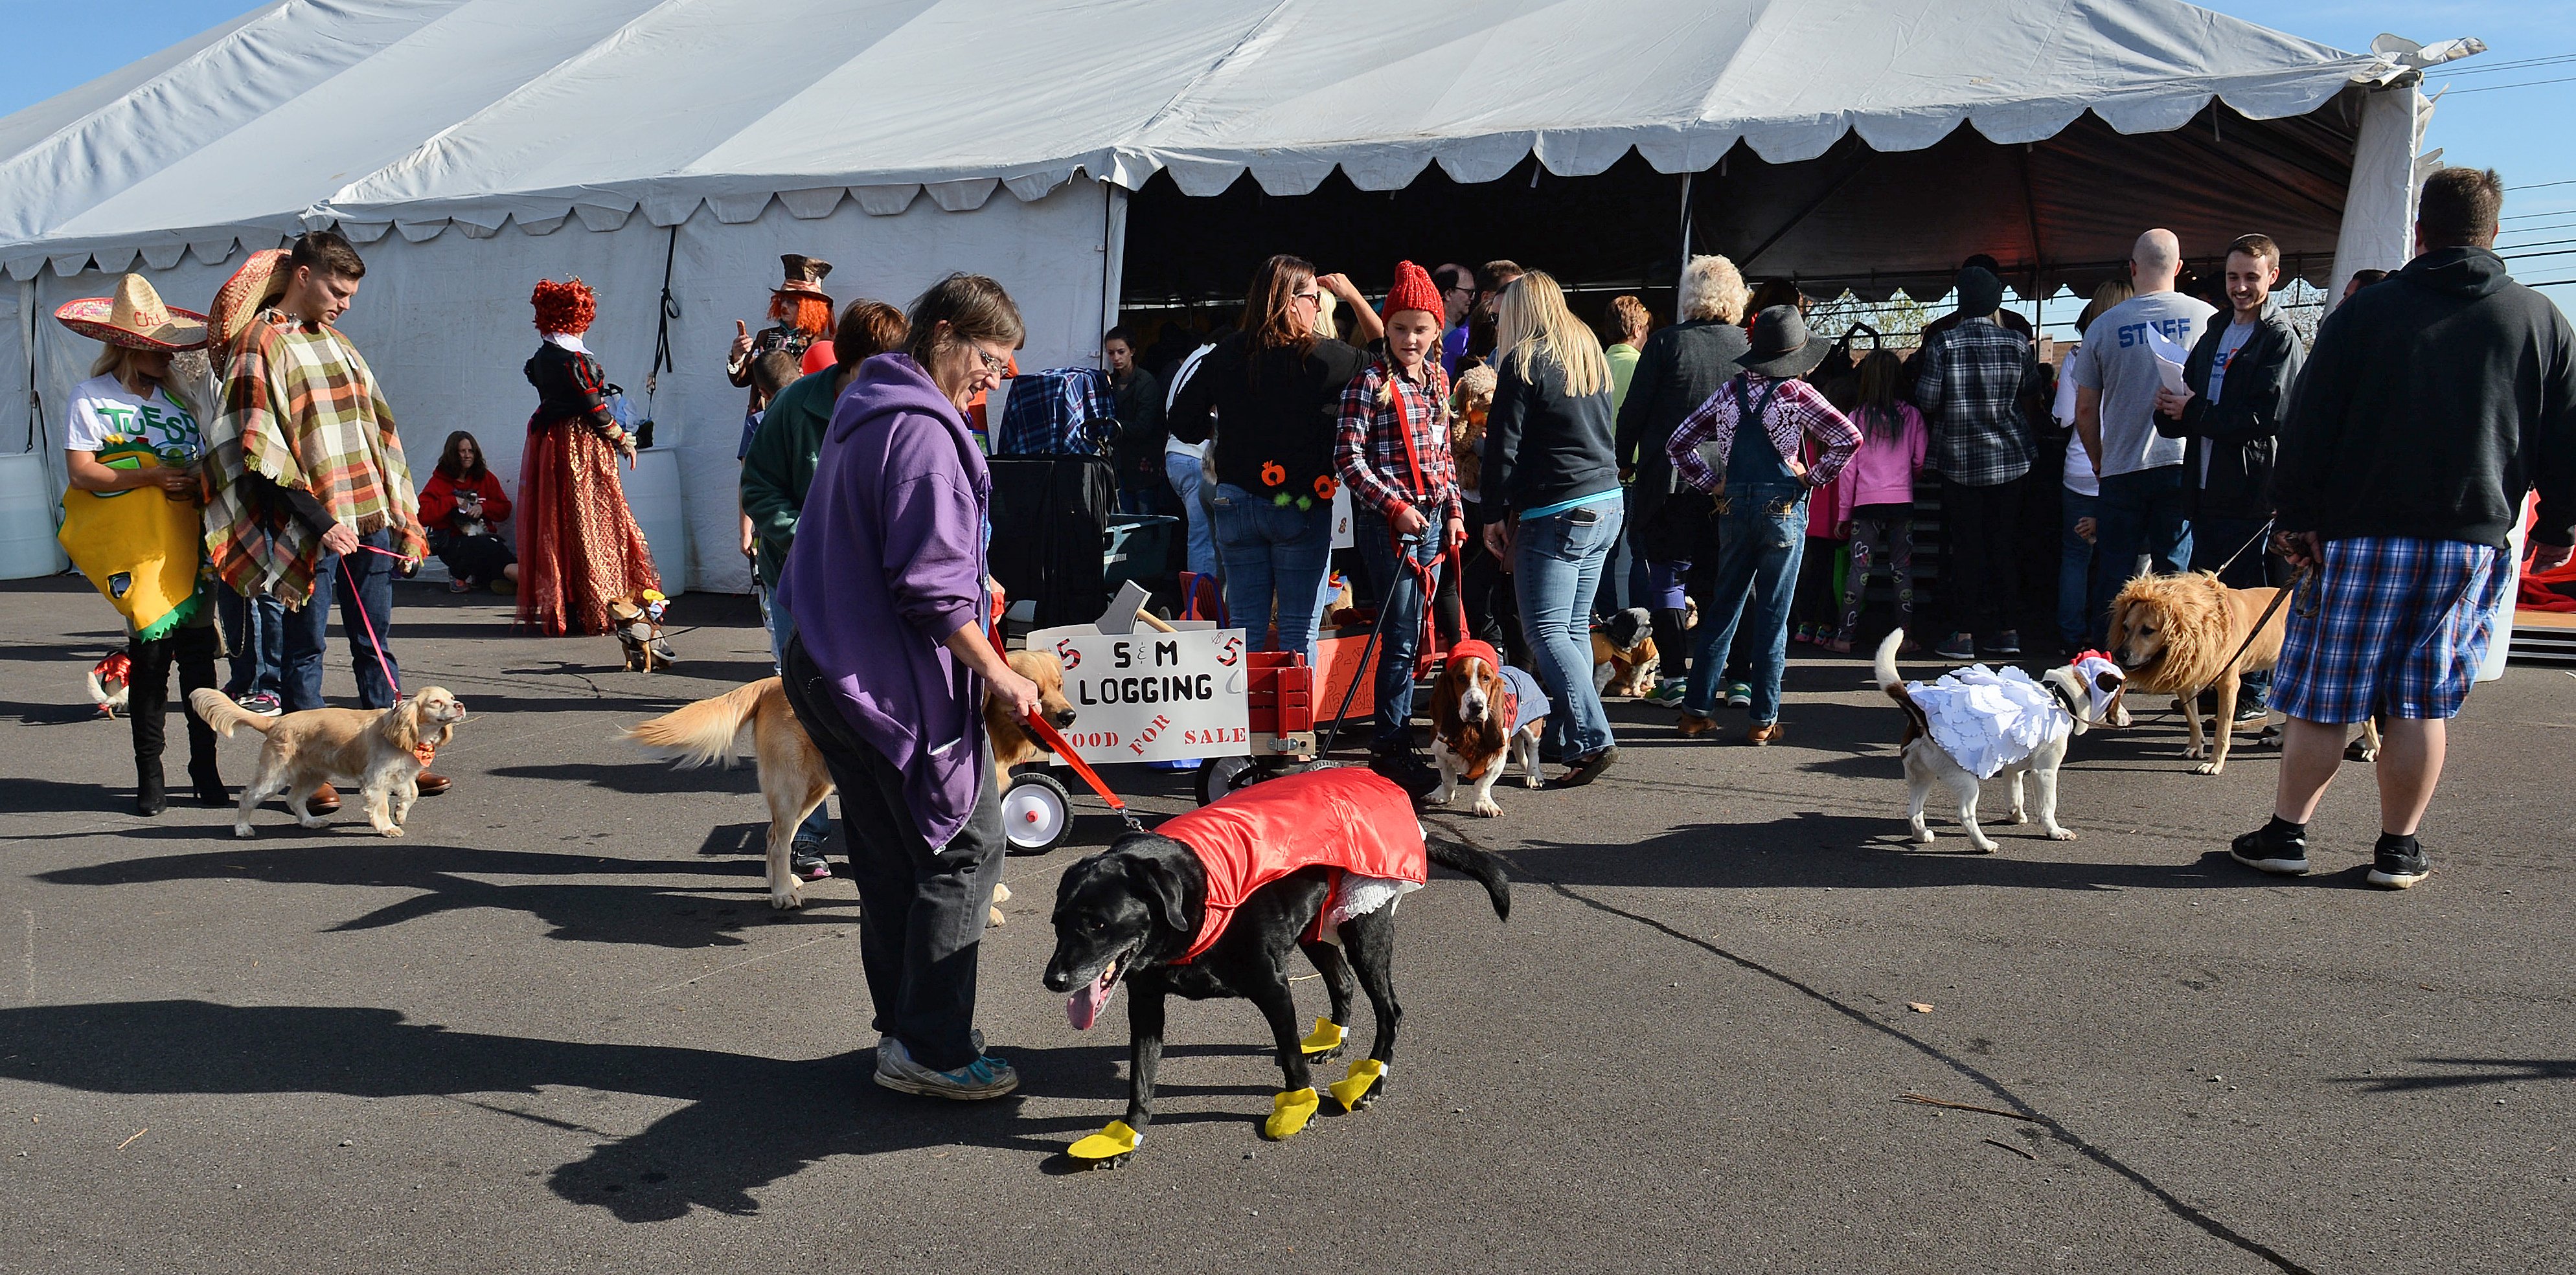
[518,278,662,636]
[56,275,226,814]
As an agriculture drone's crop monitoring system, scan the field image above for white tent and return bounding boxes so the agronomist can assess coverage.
[0,0,2446,589]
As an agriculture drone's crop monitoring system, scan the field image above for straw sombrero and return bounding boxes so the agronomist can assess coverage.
[54,275,209,351]
[209,247,289,349]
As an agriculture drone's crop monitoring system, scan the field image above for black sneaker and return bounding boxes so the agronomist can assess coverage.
[1553,747,1619,789]
[1369,752,1442,798]
[2233,701,2270,724]
[790,845,832,880]
[2229,821,2309,875]
[1986,631,2023,656]
[2367,842,2430,890]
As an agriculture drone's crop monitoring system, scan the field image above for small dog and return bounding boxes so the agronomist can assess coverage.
[88,651,131,717]
[192,687,466,839]
[609,591,676,671]
[1590,607,1659,698]
[1043,769,1512,1166]
[1429,640,1547,817]
[2106,572,2316,775]
[624,650,1075,911]
[1876,631,2115,852]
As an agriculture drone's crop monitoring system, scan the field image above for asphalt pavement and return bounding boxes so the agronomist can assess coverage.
[2,574,2570,1274]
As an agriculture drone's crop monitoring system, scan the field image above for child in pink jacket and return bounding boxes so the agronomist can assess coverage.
[1829,350,1928,652]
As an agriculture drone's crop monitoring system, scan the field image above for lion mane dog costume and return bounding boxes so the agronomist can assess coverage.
[2104,571,2382,774]
[622,649,1073,912]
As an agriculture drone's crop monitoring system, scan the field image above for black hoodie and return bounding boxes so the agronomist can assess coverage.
[2272,246,2576,549]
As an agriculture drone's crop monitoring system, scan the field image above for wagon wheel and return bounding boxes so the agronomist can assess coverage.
[1194,755,1260,807]
[1003,771,1074,855]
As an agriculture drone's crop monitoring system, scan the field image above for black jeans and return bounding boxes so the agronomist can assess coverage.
[1939,474,2027,638]
[781,637,1005,1072]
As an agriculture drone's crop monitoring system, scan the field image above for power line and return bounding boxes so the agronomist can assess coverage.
[2426,52,2576,77]
[2508,179,2576,192]
[2437,74,2576,96]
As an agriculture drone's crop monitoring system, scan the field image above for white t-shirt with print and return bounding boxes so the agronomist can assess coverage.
[2068,291,2215,480]
[64,373,203,463]
[2198,318,2256,488]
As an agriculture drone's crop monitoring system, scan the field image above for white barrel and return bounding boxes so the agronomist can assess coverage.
[619,446,689,598]
[2478,494,2531,683]
[0,451,68,580]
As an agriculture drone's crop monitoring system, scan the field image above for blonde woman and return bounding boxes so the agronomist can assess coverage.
[1479,271,1623,785]
[1617,254,1755,702]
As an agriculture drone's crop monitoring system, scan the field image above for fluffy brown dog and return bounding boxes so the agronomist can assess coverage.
[2105,572,2290,775]
[192,687,466,838]
[624,650,1073,910]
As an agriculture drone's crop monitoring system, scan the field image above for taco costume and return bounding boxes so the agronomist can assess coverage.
[54,274,225,814]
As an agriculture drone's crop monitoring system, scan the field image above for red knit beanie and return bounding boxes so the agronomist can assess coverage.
[1382,260,1443,324]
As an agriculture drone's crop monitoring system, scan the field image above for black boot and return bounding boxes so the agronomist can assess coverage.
[177,623,227,806]
[127,635,172,816]
[1652,607,1690,679]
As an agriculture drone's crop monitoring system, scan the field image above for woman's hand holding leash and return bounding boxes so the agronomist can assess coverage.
[944,622,1038,721]
[1389,503,1430,539]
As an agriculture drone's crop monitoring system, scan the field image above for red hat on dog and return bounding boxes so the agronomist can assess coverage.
[1382,260,1443,325]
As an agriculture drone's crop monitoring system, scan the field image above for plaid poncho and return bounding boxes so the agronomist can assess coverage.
[203,311,426,604]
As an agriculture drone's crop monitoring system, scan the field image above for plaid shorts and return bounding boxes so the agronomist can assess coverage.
[2273,537,2506,725]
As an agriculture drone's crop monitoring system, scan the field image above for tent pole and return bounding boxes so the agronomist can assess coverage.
[1676,172,1694,286]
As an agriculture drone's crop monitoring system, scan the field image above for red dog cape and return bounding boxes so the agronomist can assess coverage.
[1156,768,1428,963]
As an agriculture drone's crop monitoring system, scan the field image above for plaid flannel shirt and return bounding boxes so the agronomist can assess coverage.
[1665,373,1860,494]
[1335,357,1461,529]
[203,311,425,604]
[1913,317,2037,486]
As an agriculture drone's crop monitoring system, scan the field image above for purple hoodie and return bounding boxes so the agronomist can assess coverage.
[778,353,991,848]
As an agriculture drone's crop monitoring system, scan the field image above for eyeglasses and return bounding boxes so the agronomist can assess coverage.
[974,348,1009,376]
[1290,290,1321,308]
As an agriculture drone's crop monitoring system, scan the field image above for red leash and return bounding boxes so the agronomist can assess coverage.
[343,543,412,699]
[1020,710,1144,832]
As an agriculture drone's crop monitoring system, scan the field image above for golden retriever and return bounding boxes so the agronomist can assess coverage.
[2104,572,2296,775]
[191,687,466,838]
[623,650,1074,910]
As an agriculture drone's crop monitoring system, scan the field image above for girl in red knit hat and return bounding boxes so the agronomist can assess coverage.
[517,278,665,637]
[1332,260,1465,793]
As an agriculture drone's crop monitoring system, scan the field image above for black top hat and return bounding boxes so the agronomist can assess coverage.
[1737,304,1830,378]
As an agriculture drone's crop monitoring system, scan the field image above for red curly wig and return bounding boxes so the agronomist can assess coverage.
[531,278,597,335]
[768,293,835,338]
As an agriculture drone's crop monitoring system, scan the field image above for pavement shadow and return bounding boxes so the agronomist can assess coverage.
[36,841,847,947]
[2338,1057,2576,1092]
[1508,816,2287,894]
[490,760,761,796]
[0,999,1242,1220]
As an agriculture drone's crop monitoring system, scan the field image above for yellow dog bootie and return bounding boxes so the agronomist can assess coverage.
[1299,1017,1346,1057]
[1068,1120,1142,1168]
[1264,1087,1321,1140]
[1329,1059,1387,1112]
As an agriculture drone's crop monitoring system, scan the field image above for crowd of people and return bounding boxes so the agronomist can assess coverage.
[46,164,2572,1100]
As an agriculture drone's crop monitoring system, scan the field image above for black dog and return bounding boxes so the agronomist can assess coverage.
[1042,831,1510,1166]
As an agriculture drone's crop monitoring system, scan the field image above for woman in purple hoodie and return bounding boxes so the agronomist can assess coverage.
[777,273,1038,1101]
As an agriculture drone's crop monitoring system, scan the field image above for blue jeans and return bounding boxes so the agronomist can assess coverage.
[284,527,400,712]
[2058,490,2099,649]
[1209,483,1333,664]
[2089,465,2194,646]
[1356,510,1446,754]
[1164,452,1218,578]
[1513,501,1622,760]
[767,590,835,848]
[217,586,286,699]
[1685,481,1808,725]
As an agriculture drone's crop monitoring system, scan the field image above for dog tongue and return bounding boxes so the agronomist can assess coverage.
[1066,967,1118,1031]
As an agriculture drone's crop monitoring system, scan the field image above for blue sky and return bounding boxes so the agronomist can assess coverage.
[1,0,2568,304]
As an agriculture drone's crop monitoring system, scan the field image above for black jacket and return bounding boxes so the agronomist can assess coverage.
[1167,330,1366,504]
[2154,299,2303,521]
[2273,247,2576,549]
[1613,320,1750,512]
[1109,365,1165,484]
[1485,350,1620,515]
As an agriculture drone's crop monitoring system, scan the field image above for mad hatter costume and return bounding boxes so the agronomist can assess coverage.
[55,274,226,813]
[726,253,834,414]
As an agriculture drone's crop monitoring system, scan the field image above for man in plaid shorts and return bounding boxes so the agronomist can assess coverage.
[2234,168,2576,888]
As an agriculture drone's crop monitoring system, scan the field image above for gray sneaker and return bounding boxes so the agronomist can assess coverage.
[874,1037,1016,1100]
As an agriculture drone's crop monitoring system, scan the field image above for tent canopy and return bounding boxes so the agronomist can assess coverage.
[0,0,2400,278]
